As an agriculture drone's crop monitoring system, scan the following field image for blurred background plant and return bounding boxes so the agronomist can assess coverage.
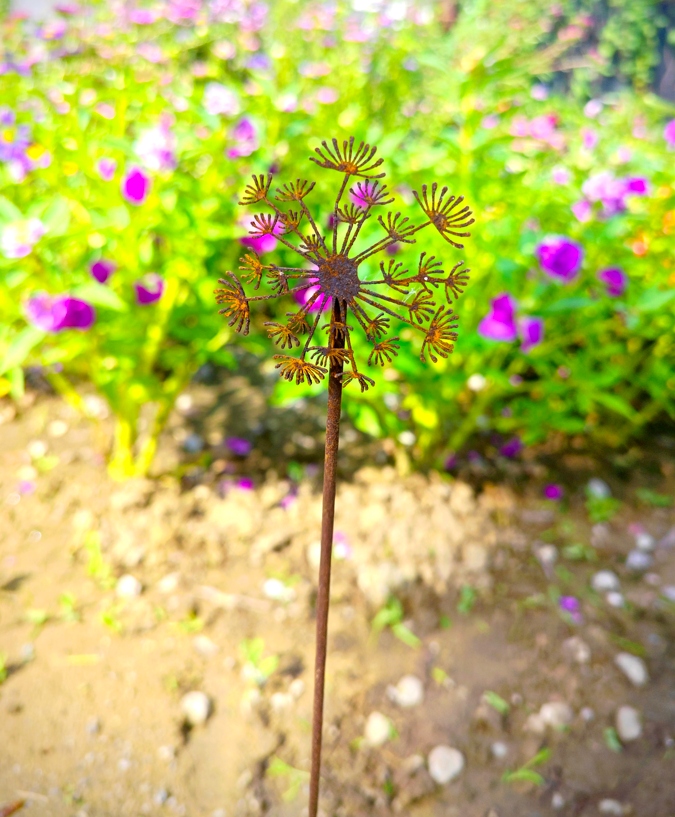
[0,0,673,480]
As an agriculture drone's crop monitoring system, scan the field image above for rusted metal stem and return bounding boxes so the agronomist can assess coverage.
[308,298,345,817]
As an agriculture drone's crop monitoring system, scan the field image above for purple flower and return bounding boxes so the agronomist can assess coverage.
[236,477,254,491]
[294,281,331,313]
[39,18,67,39]
[25,292,95,332]
[279,490,297,510]
[571,200,592,223]
[0,107,15,126]
[551,166,571,185]
[203,82,240,116]
[536,236,583,283]
[90,258,116,284]
[500,437,522,458]
[581,128,598,150]
[121,166,151,206]
[519,316,544,353]
[481,114,499,129]
[239,213,284,255]
[226,437,252,456]
[531,84,548,101]
[18,480,36,495]
[597,267,627,297]
[544,483,564,500]
[129,8,159,23]
[316,87,339,105]
[1,219,45,259]
[478,293,518,342]
[625,176,649,196]
[96,157,117,181]
[664,120,675,148]
[137,43,164,63]
[133,274,164,305]
[134,120,176,174]
[227,118,258,159]
[583,99,602,118]
[444,453,457,470]
[559,595,579,613]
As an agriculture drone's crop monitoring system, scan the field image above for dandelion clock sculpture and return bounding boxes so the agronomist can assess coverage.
[215,136,474,816]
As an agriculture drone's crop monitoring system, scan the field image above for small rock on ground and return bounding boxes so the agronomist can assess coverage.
[364,712,392,747]
[616,706,642,741]
[592,571,620,592]
[180,691,211,726]
[614,653,649,687]
[387,675,424,708]
[598,799,625,815]
[427,745,465,784]
[561,636,591,664]
[116,574,142,598]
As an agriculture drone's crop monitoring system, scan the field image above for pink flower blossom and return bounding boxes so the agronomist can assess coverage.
[121,165,152,206]
[203,82,240,116]
[316,87,339,104]
[597,267,627,297]
[90,259,116,284]
[552,166,571,184]
[25,292,95,332]
[95,103,115,120]
[227,118,258,158]
[581,128,598,150]
[519,316,544,352]
[129,8,159,24]
[571,200,592,222]
[133,273,165,305]
[96,157,117,181]
[478,293,518,342]
[134,120,176,173]
[665,120,675,147]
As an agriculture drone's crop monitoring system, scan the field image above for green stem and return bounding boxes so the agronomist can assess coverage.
[109,412,138,481]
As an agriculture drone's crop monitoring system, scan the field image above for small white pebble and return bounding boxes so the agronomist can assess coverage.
[387,675,424,708]
[616,706,642,742]
[581,707,595,722]
[262,578,296,603]
[48,419,69,438]
[592,570,620,592]
[116,574,142,599]
[662,586,675,602]
[615,653,648,687]
[175,394,193,412]
[193,635,219,659]
[606,591,625,608]
[180,691,211,726]
[158,745,175,762]
[626,549,653,572]
[157,572,180,594]
[587,478,611,498]
[635,532,655,552]
[539,701,573,729]
[490,741,508,760]
[289,678,305,699]
[552,792,565,810]
[427,745,465,784]
[598,799,625,815]
[270,692,293,713]
[27,440,48,459]
[364,712,392,747]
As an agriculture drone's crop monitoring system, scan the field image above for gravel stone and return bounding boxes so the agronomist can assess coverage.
[180,691,212,726]
[490,741,508,759]
[427,745,465,784]
[587,478,611,498]
[561,636,591,664]
[193,635,219,659]
[539,701,573,729]
[606,592,625,608]
[387,675,424,708]
[364,712,392,747]
[262,578,296,603]
[580,707,595,722]
[157,572,180,594]
[154,788,169,806]
[591,571,620,592]
[616,706,642,741]
[115,574,142,599]
[598,800,625,815]
[552,792,565,810]
[614,653,648,687]
[625,549,653,572]
[635,532,656,552]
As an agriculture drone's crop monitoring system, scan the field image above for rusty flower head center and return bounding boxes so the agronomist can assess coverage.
[316,254,361,300]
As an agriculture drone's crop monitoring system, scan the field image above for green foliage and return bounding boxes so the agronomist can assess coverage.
[457,585,477,615]
[239,637,279,685]
[603,726,623,753]
[0,651,7,684]
[83,531,115,590]
[585,495,622,522]
[267,757,309,803]
[371,596,421,648]
[0,1,674,478]
[636,488,673,507]
[483,690,510,716]
[502,747,551,786]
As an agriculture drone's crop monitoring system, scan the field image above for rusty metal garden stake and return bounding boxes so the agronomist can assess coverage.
[215,137,474,815]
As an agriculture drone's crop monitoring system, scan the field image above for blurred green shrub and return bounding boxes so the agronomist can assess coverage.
[0,0,673,480]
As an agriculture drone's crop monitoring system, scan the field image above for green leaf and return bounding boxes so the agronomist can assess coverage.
[603,727,623,753]
[592,392,636,420]
[0,196,22,223]
[352,403,382,437]
[0,325,47,376]
[542,297,594,313]
[42,196,71,236]
[69,283,128,311]
[502,768,544,785]
[634,288,675,313]
[635,488,673,508]
[483,690,510,716]
[391,622,422,648]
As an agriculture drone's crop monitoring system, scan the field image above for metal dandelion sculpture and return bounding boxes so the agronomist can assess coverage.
[215,136,474,816]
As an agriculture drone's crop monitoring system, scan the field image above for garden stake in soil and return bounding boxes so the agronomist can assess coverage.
[215,136,474,816]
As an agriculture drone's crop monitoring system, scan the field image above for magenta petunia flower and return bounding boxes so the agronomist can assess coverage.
[1,218,45,259]
[129,8,159,23]
[96,157,117,181]
[536,236,583,283]
[500,437,522,458]
[664,120,675,148]
[571,200,592,223]
[581,128,598,150]
[203,82,240,116]
[519,315,544,352]
[597,267,627,297]
[478,293,518,342]
[121,165,151,205]
[480,114,499,129]
[226,437,252,456]
[624,176,649,196]
[90,258,116,284]
[133,273,164,305]
[25,292,95,332]
[551,166,571,185]
[294,280,331,313]
[238,213,284,255]
[226,117,258,158]
[444,453,457,470]
[544,483,564,500]
[559,595,579,613]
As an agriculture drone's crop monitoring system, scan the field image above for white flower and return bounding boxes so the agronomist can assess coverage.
[1,218,46,259]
